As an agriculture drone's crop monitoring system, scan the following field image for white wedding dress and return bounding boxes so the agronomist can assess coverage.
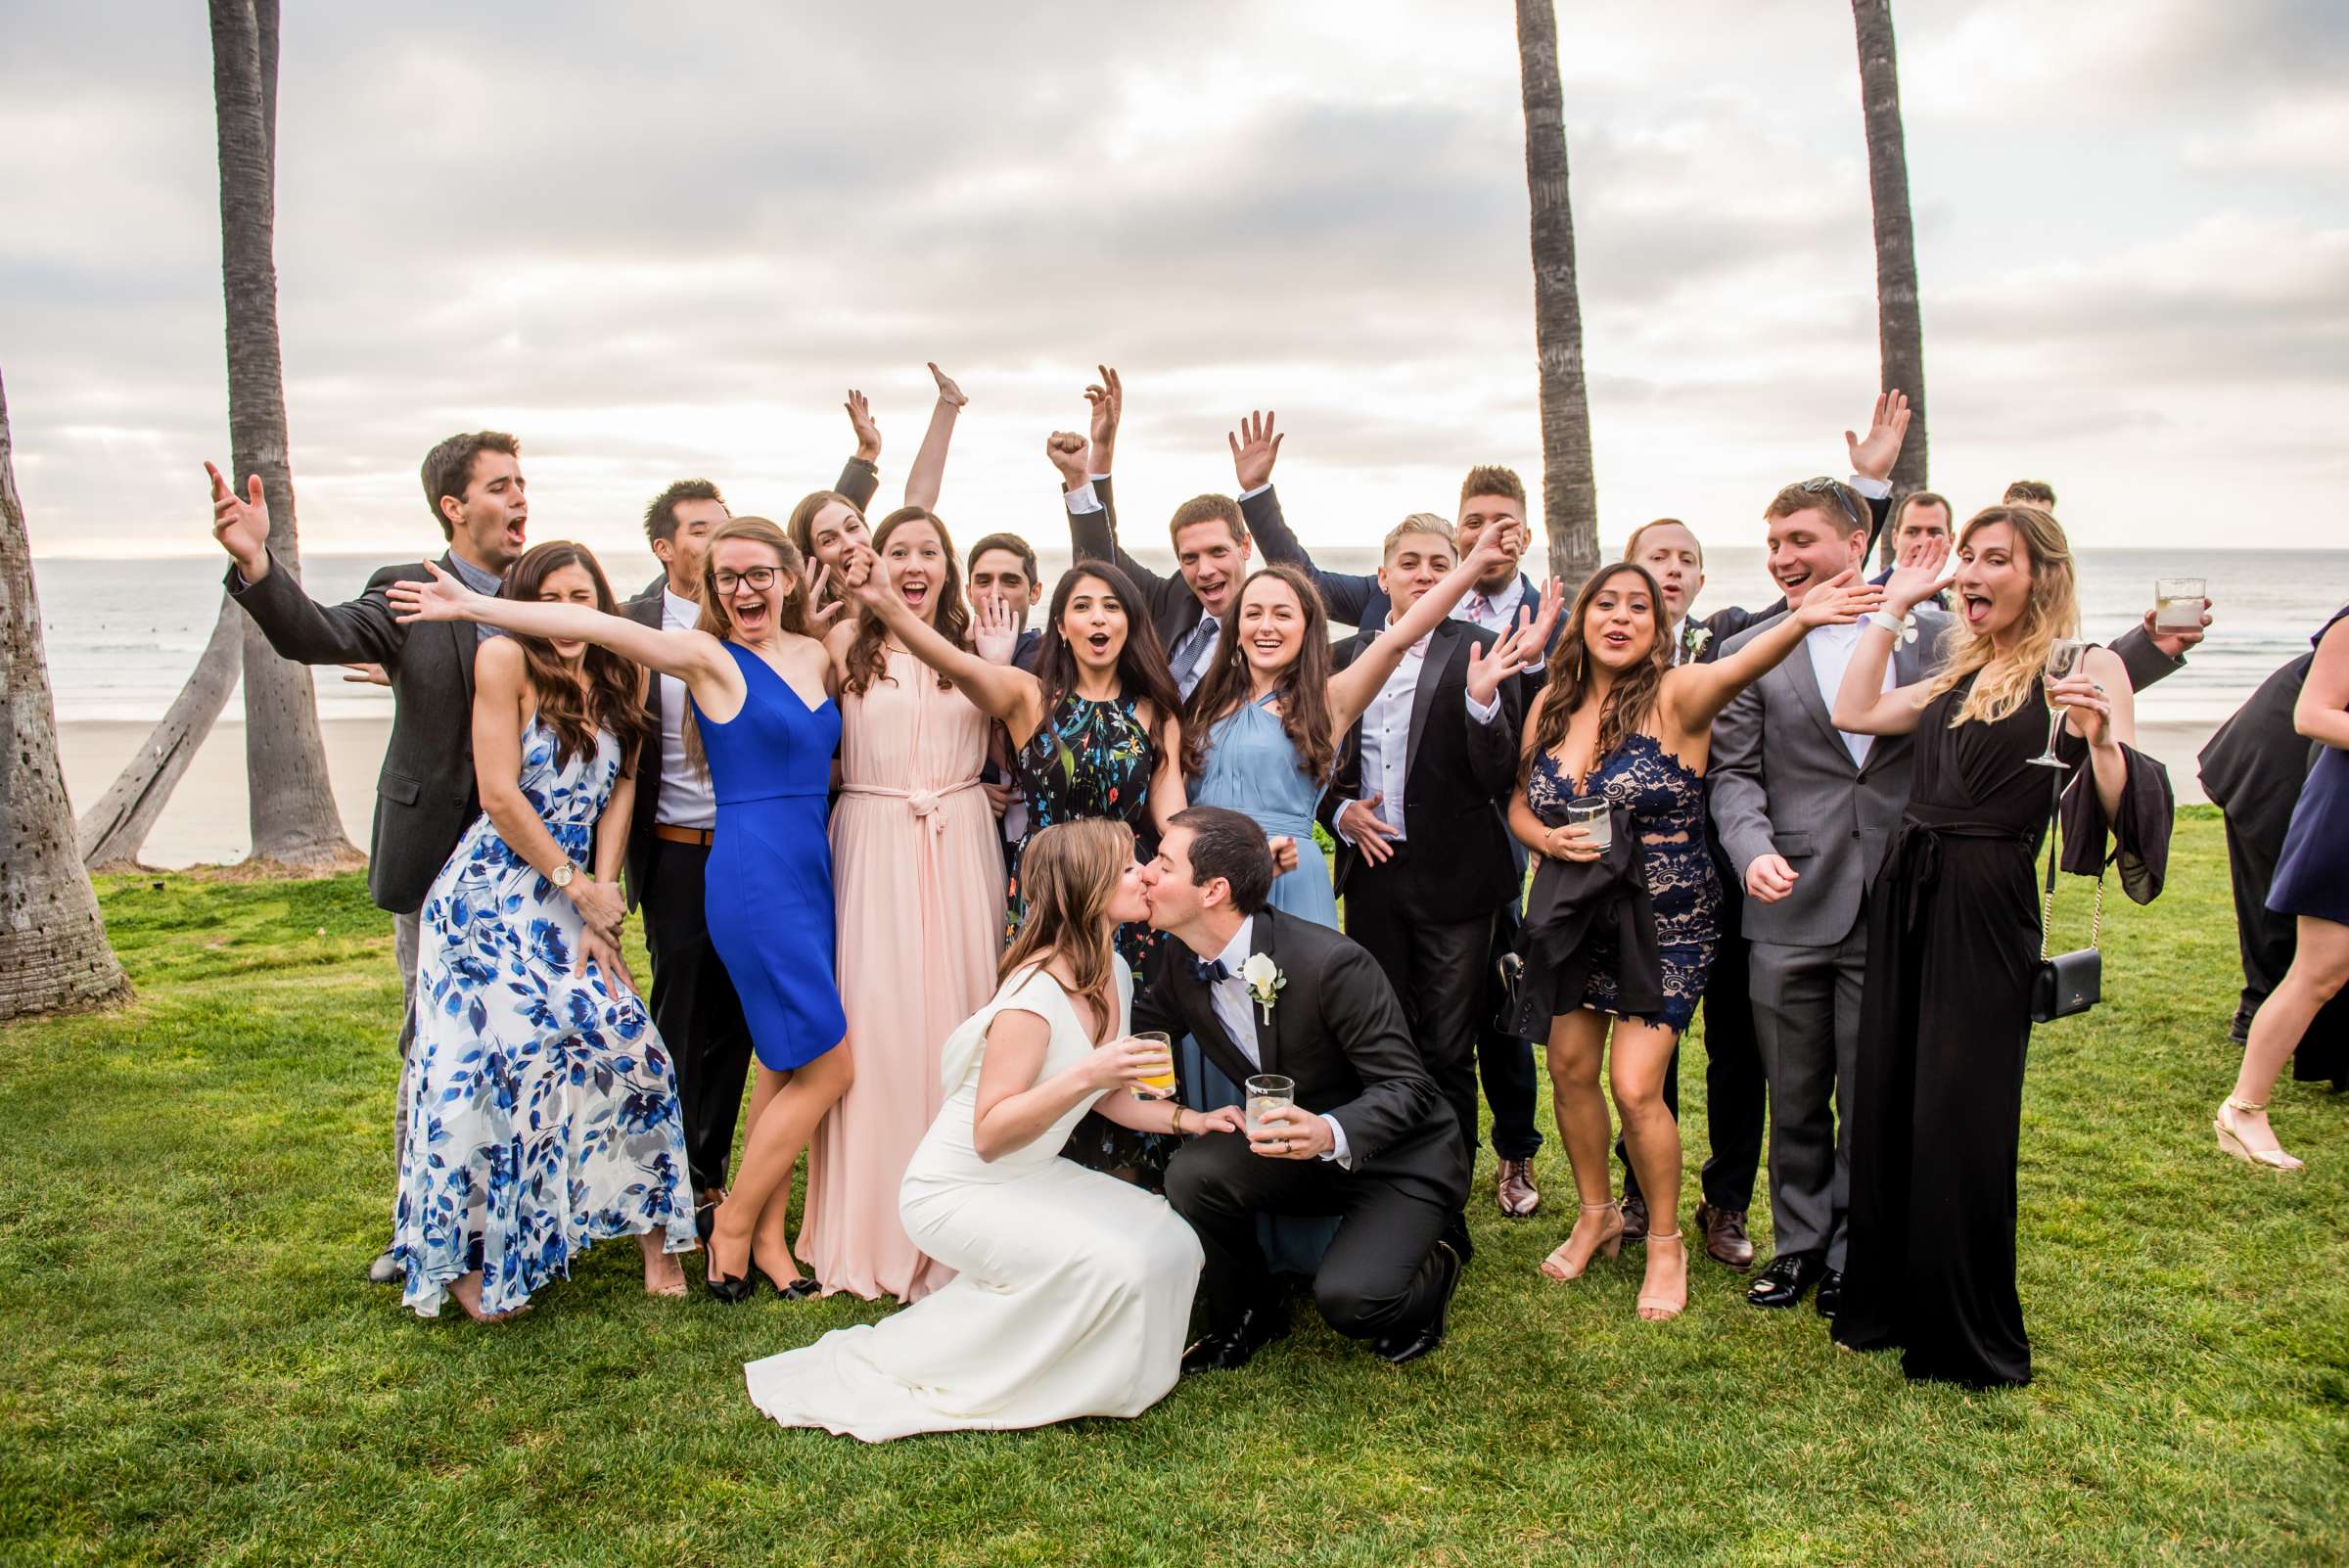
[744,958,1204,1442]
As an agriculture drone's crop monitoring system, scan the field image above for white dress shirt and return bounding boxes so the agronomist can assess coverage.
[1805,620,1894,768]
[1340,623,1501,842]
[655,587,718,828]
[1667,616,1690,667]
[1207,917,1350,1168]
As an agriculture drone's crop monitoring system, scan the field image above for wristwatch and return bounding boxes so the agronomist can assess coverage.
[549,862,576,891]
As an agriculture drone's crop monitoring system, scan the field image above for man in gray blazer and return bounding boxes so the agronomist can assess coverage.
[1709,478,1945,1319]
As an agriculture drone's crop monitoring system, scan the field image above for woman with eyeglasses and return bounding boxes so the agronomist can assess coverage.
[390,516,852,1306]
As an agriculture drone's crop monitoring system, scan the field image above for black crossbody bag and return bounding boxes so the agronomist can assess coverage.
[2031,767,2104,1023]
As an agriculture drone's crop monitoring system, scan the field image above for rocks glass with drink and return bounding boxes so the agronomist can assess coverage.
[1128,1031,1176,1100]
[2154,577,2205,634]
[1244,1074,1296,1140]
[1567,795,1612,852]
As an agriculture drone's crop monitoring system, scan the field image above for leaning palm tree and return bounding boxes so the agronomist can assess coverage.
[1854,0,1928,504]
[209,0,353,868]
[0,369,133,1020]
[1513,0,1601,596]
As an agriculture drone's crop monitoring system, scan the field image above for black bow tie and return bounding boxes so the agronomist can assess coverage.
[1190,955,1231,986]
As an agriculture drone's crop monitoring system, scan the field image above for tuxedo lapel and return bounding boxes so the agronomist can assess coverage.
[1173,950,1259,1089]
[439,552,478,710]
[1246,911,1279,1076]
[1401,623,1459,788]
[1787,635,1855,769]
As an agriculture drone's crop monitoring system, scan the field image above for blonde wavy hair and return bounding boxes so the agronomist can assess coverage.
[1918,505,2080,726]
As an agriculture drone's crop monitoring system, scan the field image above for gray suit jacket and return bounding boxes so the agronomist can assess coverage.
[1708,609,1949,948]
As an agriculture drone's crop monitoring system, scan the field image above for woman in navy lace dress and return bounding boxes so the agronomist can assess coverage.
[1508,561,1874,1320]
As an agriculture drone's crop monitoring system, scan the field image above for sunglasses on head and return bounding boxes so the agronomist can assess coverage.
[1796,476,1865,533]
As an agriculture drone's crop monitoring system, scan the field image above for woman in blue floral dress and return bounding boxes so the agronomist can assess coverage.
[392,542,695,1321]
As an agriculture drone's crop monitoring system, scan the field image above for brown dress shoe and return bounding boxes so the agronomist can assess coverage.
[1693,1202,1755,1270]
[1619,1190,1649,1243]
[1496,1158,1540,1217]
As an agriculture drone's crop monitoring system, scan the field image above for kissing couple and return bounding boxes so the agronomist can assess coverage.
[740,807,1470,1442]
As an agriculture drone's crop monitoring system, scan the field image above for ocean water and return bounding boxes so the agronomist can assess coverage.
[27,546,2348,728]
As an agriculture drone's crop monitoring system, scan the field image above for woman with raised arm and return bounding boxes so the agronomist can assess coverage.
[1182,524,1532,928]
[1507,560,1876,1322]
[745,820,1230,1442]
[797,505,1003,1304]
[843,544,1192,1186]
[789,364,967,625]
[1829,508,2169,1388]
[389,541,695,1320]
[390,517,850,1304]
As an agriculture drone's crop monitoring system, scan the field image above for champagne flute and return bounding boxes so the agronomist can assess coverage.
[2028,637,2088,767]
[1128,1031,1177,1100]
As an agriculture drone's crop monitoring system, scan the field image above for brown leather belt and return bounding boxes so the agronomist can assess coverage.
[654,824,715,847]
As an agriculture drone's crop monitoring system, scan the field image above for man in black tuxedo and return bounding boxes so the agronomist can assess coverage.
[1326,516,1544,1261]
[1139,808,1470,1369]
[213,431,584,1284]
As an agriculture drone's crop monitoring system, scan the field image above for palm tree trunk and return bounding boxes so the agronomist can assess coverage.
[1854,0,1928,500]
[0,369,133,1020]
[1514,0,1601,598]
[209,0,352,868]
[76,596,242,867]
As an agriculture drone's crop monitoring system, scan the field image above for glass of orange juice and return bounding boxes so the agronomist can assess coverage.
[1128,1032,1177,1100]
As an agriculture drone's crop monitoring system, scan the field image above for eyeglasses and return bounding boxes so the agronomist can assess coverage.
[713,567,779,594]
[1796,476,1865,533]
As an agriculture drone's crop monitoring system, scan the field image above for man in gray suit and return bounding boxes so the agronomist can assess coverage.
[1709,477,1946,1319]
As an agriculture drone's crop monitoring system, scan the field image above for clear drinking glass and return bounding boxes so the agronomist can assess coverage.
[2154,577,2206,633]
[1567,796,1613,851]
[2028,636,2089,767]
[1128,1032,1176,1100]
[1244,1074,1296,1135]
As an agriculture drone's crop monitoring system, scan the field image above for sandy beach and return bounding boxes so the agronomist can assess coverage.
[54,713,2220,872]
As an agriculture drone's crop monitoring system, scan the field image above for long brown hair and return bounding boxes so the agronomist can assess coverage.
[682,516,811,774]
[1919,505,2081,726]
[498,540,653,770]
[1183,564,1337,785]
[997,819,1131,1023]
[1522,563,1669,784]
[842,507,972,698]
[785,489,860,614]
[1032,562,1202,779]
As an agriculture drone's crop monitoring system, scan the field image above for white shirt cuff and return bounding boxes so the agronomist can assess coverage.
[1065,481,1103,515]
[1237,483,1271,502]
[1332,799,1368,848]
[1319,1114,1352,1169]
[1847,474,1892,500]
[1465,690,1500,724]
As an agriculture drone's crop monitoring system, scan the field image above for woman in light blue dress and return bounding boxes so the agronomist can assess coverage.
[1191,694,1338,927]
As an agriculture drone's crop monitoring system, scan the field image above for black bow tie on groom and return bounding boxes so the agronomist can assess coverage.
[1189,955,1231,986]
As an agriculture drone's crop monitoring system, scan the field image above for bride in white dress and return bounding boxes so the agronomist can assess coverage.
[745,819,1238,1441]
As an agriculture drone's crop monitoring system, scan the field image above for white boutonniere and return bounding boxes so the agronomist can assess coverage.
[1240,953,1286,1023]
[1684,624,1711,658]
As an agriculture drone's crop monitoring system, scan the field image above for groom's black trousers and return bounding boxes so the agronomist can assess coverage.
[641,837,756,1196]
[1166,1131,1454,1341]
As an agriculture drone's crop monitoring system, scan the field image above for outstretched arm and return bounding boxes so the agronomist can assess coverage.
[902,362,966,511]
[838,544,1046,742]
[1826,539,1956,736]
[1326,527,1518,733]
[1672,568,1880,734]
[1225,412,1378,627]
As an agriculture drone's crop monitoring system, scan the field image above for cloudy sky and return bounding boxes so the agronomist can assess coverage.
[6,0,2344,562]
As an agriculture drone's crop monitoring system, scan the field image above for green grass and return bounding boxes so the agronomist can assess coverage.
[4,809,2344,1566]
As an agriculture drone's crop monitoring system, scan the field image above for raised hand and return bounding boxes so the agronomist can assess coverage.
[340,663,391,687]
[1845,389,1911,482]
[928,361,967,409]
[1462,516,1517,579]
[1045,431,1091,491]
[1335,796,1399,865]
[1227,410,1282,492]
[2049,670,2117,750]
[839,542,888,607]
[2143,598,2211,659]
[386,559,483,623]
[1882,533,1957,615]
[1524,576,1565,651]
[972,592,1018,664]
[1085,365,1122,471]
[1792,567,1884,628]
[1467,613,1544,706]
[845,389,882,463]
[206,462,270,576]
[805,562,848,631]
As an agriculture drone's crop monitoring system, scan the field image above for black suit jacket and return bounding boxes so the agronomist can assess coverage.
[225,550,482,915]
[1130,907,1469,1205]
[1326,620,1522,922]
[2200,651,2319,831]
[620,590,673,903]
[1065,477,1333,654]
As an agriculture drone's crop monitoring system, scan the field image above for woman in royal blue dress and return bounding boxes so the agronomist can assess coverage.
[1508,560,1873,1320]
[2218,601,2349,1172]
[393,516,851,1303]
[392,541,694,1321]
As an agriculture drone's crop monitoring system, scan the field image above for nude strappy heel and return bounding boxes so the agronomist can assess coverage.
[2216,1098,2304,1173]
[1539,1200,1624,1282]
[1637,1229,1688,1321]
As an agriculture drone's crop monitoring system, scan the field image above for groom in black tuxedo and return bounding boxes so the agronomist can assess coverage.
[1137,807,1471,1370]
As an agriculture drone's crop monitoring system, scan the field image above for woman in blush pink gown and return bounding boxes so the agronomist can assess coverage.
[798,507,1005,1302]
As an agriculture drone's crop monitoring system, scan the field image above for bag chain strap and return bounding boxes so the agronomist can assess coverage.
[2038,760,2106,962]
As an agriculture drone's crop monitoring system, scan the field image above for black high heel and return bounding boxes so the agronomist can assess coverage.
[771,1274,822,1301]
[704,1235,757,1304]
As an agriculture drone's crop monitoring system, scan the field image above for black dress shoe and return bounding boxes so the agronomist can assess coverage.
[1372,1240,1463,1365]
[1179,1305,1286,1374]
[366,1247,401,1286]
[1745,1251,1827,1309]
[1814,1268,1844,1320]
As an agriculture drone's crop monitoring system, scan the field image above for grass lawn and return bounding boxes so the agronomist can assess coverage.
[3,808,2343,1566]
